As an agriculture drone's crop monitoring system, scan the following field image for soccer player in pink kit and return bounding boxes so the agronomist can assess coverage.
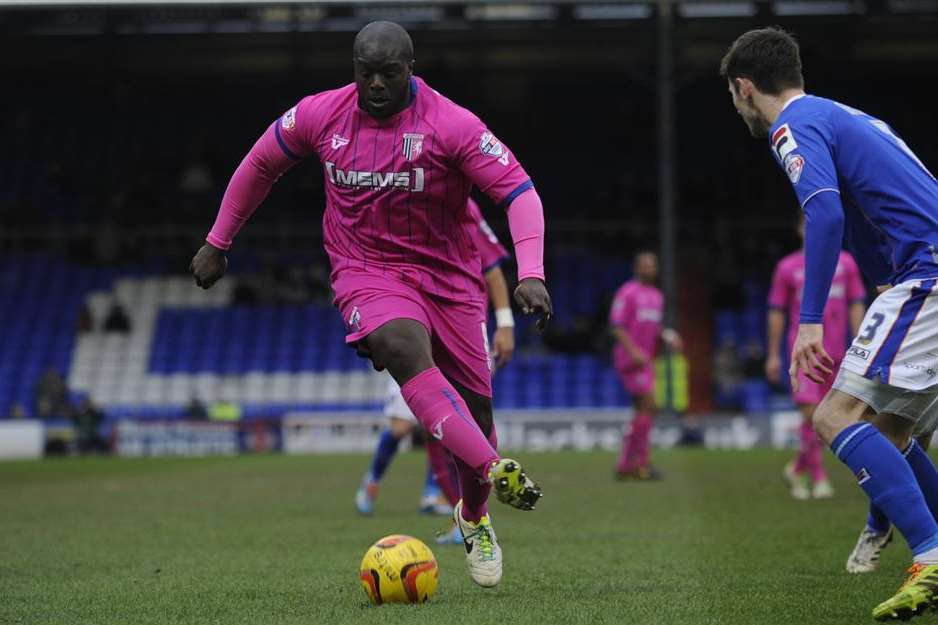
[766,217,866,500]
[610,251,682,480]
[189,22,551,588]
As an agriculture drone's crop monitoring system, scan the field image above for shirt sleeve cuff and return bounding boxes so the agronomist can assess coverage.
[799,313,824,324]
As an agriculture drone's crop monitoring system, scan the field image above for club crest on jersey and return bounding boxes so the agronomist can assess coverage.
[771,123,798,161]
[480,131,510,166]
[331,134,350,150]
[281,107,297,131]
[402,133,424,161]
[784,153,805,184]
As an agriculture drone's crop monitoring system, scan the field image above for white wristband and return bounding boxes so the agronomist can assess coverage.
[495,307,515,328]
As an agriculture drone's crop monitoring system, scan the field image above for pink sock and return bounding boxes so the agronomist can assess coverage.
[619,413,652,472]
[426,438,461,507]
[803,424,828,482]
[634,413,654,468]
[459,426,497,523]
[794,420,813,475]
[401,367,498,475]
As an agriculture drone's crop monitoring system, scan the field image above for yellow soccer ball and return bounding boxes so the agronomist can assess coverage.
[359,534,439,605]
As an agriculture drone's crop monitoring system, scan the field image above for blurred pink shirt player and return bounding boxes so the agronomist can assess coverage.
[610,280,664,396]
[768,250,866,404]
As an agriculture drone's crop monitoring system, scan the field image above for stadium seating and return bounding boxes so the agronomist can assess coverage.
[1,253,636,421]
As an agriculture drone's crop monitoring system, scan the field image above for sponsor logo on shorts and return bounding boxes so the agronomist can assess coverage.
[348,306,361,332]
[848,345,871,360]
[856,468,871,485]
[903,362,937,378]
[324,162,424,192]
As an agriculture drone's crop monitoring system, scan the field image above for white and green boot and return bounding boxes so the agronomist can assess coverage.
[454,499,502,587]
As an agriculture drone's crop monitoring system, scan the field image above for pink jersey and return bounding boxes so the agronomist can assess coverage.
[269,77,530,303]
[466,198,509,273]
[768,250,866,359]
[609,280,664,372]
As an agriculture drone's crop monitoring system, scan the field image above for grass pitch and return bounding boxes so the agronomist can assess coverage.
[0,448,917,624]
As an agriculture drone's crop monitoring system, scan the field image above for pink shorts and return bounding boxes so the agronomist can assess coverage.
[333,270,492,398]
[616,364,655,397]
[792,359,841,406]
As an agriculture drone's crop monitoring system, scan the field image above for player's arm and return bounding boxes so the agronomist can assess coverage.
[483,264,515,369]
[613,328,648,367]
[766,310,786,384]
[773,119,842,389]
[609,296,647,366]
[448,117,551,331]
[191,100,317,289]
[765,263,788,384]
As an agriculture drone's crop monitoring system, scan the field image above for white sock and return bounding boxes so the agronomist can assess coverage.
[914,544,938,565]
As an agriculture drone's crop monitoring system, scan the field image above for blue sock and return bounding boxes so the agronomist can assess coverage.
[832,423,938,556]
[369,429,400,483]
[867,504,891,534]
[904,439,938,521]
[423,463,440,498]
[865,441,938,534]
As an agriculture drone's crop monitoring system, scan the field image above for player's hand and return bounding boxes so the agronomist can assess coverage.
[514,278,552,333]
[491,327,515,370]
[789,323,834,392]
[630,349,650,367]
[765,354,782,385]
[662,328,683,352]
[190,242,228,289]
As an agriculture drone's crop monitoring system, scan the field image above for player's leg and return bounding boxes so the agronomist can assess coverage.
[356,416,415,515]
[360,319,501,480]
[802,402,834,499]
[420,295,540,511]
[633,391,660,478]
[425,436,460,507]
[790,371,835,499]
[425,298,540,587]
[848,400,938,573]
[815,380,938,558]
[784,404,815,499]
[817,372,938,619]
[425,437,465,545]
[616,368,657,479]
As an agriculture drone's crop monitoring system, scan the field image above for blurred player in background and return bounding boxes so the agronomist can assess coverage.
[355,200,516,542]
[610,251,682,480]
[722,27,938,620]
[190,21,550,589]
[766,215,866,500]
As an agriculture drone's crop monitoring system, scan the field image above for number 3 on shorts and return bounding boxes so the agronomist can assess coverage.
[860,312,886,343]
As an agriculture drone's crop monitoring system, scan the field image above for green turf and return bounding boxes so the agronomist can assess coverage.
[0,449,921,624]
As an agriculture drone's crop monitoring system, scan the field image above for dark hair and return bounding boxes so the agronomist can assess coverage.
[719,27,804,95]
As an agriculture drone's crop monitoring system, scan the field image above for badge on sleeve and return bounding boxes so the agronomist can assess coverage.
[282,106,297,131]
[784,153,805,184]
[771,123,798,161]
[480,131,510,166]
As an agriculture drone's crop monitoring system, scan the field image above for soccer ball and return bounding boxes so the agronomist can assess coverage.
[359,534,439,605]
